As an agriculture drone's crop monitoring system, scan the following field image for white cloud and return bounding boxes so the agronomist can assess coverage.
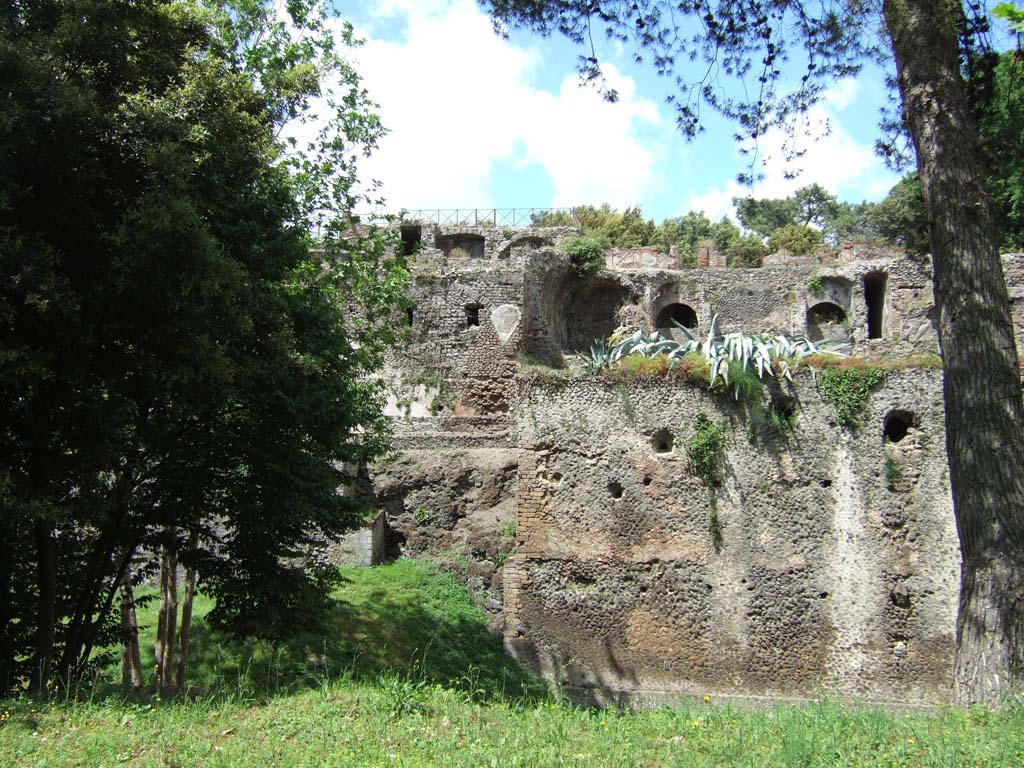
[345,0,665,212]
[683,80,899,221]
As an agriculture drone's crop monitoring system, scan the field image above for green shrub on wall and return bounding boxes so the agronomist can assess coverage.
[685,413,728,551]
[685,413,727,488]
[817,366,886,427]
[562,235,610,275]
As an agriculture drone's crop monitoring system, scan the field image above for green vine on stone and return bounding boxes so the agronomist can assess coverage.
[817,366,886,428]
[685,413,727,552]
[685,413,727,488]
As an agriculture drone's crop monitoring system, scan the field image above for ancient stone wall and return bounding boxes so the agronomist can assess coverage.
[368,227,1024,705]
[504,372,959,706]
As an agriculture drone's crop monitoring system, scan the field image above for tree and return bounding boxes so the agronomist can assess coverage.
[0,0,406,694]
[735,195,799,240]
[768,223,824,256]
[977,50,1024,251]
[871,174,930,254]
[483,0,1024,705]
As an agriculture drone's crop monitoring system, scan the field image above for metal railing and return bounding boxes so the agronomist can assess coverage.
[400,208,574,228]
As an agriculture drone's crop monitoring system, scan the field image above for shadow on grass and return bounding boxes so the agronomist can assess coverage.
[93,560,548,707]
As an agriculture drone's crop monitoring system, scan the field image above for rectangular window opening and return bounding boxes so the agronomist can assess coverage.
[400,225,422,256]
[864,272,887,339]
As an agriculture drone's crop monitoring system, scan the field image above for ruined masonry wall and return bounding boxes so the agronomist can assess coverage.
[504,372,959,706]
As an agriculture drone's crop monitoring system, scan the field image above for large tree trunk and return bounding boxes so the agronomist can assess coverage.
[884,0,1024,705]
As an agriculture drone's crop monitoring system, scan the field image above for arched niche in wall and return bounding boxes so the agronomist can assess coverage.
[497,235,551,260]
[436,233,485,259]
[808,275,853,311]
[655,302,698,332]
[563,277,634,353]
[806,301,848,341]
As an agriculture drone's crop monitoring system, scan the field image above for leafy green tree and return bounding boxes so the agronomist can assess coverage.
[724,232,769,268]
[573,204,658,246]
[871,175,930,254]
[768,223,824,257]
[484,0,1024,704]
[978,51,1024,251]
[824,199,884,246]
[0,0,405,694]
[734,196,799,240]
[657,211,712,266]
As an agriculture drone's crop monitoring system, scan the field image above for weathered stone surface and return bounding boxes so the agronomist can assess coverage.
[505,372,958,706]
[366,224,1024,706]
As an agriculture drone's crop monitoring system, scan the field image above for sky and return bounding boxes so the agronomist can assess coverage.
[340,0,905,223]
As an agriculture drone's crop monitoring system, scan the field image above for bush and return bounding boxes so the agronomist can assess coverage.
[769,224,824,256]
[817,366,886,427]
[562,235,610,275]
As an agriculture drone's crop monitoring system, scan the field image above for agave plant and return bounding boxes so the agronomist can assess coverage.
[585,313,849,393]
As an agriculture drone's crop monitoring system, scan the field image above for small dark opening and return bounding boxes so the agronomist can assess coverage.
[642,476,653,487]
[864,271,887,339]
[608,481,624,499]
[820,479,832,488]
[884,410,914,443]
[656,303,698,330]
[406,306,415,326]
[652,428,674,454]
[437,234,485,259]
[400,225,422,256]
[465,304,482,327]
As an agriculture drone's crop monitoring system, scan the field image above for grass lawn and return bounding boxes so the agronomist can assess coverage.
[1,560,1022,767]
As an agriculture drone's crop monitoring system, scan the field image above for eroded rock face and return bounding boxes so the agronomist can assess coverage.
[505,372,959,706]
[367,228,1024,706]
[370,448,518,630]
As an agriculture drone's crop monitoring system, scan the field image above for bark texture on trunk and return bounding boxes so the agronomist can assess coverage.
[176,533,199,694]
[155,536,178,696]
[883,0,1024,705]
[120,571,144,689]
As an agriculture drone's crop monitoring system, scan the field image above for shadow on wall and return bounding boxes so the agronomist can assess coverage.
[655,302,698,341]
[806,301,848,341]
[563,277,634,352]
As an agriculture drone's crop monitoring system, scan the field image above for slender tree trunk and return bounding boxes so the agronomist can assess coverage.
[176,531,199,694]
[120,568,144,689]
[57,457,137,681]
[31,521,56,694]
[0,522,14,696]
[154,533,178,696]
[76,546,135,682]
[884,0,1024,705]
